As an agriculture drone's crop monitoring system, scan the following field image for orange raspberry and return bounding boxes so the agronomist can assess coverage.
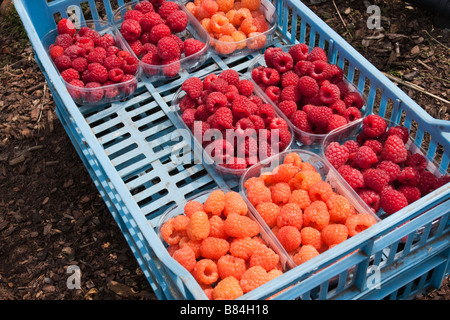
[300,226,322,251]
[276,202,303,229]
[160,218,183,245]
[299,171,323,191]
[249,246,279,271]
[208,215,228,239]
[213,276,243,300]
[216,0,235,12]
[200,236,230,259]
[240,265,269,293]
[222,22,237,35]
[193,259,219,285]
[255,202,280,228]
[321,224,348,247]
[233,8,252,26]
[303,200,330,231]
[270,182,291,205]
[254,14,269,32]
[298,162,317,172]
[246,179,272,207]
[239,17,258,35]
[224,213,260,238]
[210,13,230,34]
[167,244,179,256]
[246,32,266,50]
[179,236,202,259]
[233,1,242,9]
[186,211,210,241]
[172,214,190,232]
[172,245,196,272]
[224,191,247,216]
[326,194,354,224]
[204,287,214,300]
[267,269,283,281]
[229,236,261,260]
[283,152,303,167]
[204,190,226,216]
[288,189,311,210]
[186,2,197,16]
[345,212,377,237]
[259,172,273,186]
[231,30,247,49]
[293,244,319,265]
[184,200,204,218]
[271,163,299,184]
[241,0,261,11]
[308,181,334,202]
[196,0,219,20]
[200,18,212,33]
[244,176,264,188]
[217,254,247,280]
[277,226,302,252]
[226,9,238,25]
[215,35,237,54]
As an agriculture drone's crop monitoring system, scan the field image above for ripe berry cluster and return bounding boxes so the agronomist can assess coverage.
[244,152,377,262]
[251,44,365,144]
[119,0,206,77]
[179,69,293,172]
[324,114,449,215]
[186,0,270,55]
[49,19,139,104]
[160,190,284,300]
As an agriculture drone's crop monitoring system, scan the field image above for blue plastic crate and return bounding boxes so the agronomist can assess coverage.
[14,0,450,300]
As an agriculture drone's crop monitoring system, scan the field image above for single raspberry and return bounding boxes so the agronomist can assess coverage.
[49,45,65,61]
[326,194,353,224]
[135,1,155,14]
[63,45,82,60]
[60,68,80,83]
[264,47,283,68]
[166,10,188,33]
[377,160,400,182]
[264,85,281,104]
[343,140,359,154]
[345,213,377,237]
[398,186,421,204]
[184,200,204,218]
[343,91,364,109]
[321,223,348,247]
[203,190,226,216]
[229,237,261,260]
[80,28,101,41]
[184,38,206,57]
[255,202,279,228]
[385,126,409,144]
[363,140,383,155]
[248,114,266,130]
[300,227,322,251]
[325,142,349,169]
[290,110,312,133]
[307,106,333,129]
[158,1,180,19]
[237,79,254,97]
[67,79,84,100]
[86,63,108,84]
[417,171,438,196]
[193,259,219,285]
[249,246,279,272]
[140,12,163,31]
[269,117,289,131]
[255,103,276,125]
[276,202,302,230]
[326,114,348,132]
[124,9,144,22]
[307,47,328,62]
[277,226,302,252]
[120,18,142,42]
[381,135,408,164]
[224,191,248,217]
[186,211,210,241]
[94,34,115,49]
[297,76,319,97]
[318,82,340,105]
[280,85,301,103]
[57,18,76,36]
[437,175,450,188]
[217,255,246,281]
[329,99,346,115]
[102,55,122,71]
[86,49,105,65]
[208,77,229,94]
[338,165,365,190]
[277,100,297,118]
[245,180,272,207]
[354,146,378,169]
[307,60,331,82]
[271,51,294,73]
[157,36,181,61]
[204,138,234,165]
[213,276,243,300]
[363,168,390,192]
[327,64,344,83]
[161,57,181,77]
[362,114,387,138]
[211,106,233,130]
[288,43,310,62]
[357,188,381,213]
[303,200,329,231]
[107,68,124,83]
[380,188,409,215]
[181,108,196,128]
[128,39,143,57]
[54,55,72,71]
[172,245,196,272]
[293,245,319,265]
[308,181,334,203]
[239,266,269,293]
[280,70,300,88]
[342,107,362,123]
[260,67,280,86]
[405,153,427,172]
[218,69,240,86]
[294,60,313,78]
[82,82,104,103]
[224,213,260,238]
[288,189,311,211]
[75,36,95,49]
[182,77,203,99]
[161,218,183,245]
[149,23,171,44]
[121,55,139,74]
[200,236,230,260]
[398,166,420,186]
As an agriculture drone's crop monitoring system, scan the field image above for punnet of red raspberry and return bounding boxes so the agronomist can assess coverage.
[362,114,387,138]
[381,134,408,164]
[380,188,409,215]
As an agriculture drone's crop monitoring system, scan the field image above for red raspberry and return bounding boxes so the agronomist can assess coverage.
[377,160,400,182]
[60,68,80,83]
[218,69,240,86]
[249,114,266,130]
[345,213,377,237]
[338,165,365,189]
[343,140,360,154]
[128,39,143,56]
[49,45,65,61]
[307,46,328,62]
[437,175,450,188]
[231,95,252,118]
[398,166,420,186]
[343,91,364,109]
[184,38,206,57]
[140,12,163,31]
[158,1,180,19]
[157,36,180,61]
[385,126,409,144]
[290,110,312,132]
[71,57,88,73]
[294,60,313,77]
[161,58,181,77]
[271,51,294,73]
[328,64,344,83]
[280,85,301,103]
[256,104,276,125]
[236,79,254,97]
[357,188,381,213]
[87,63,108,84]
[318,82,340,105]
[280,71,299,88]
[381,135,408,164]
[124,9,144,22]
[354,146,378,169]
[363,168,390,192]
[141,50,160,67]
[264,47,283,68]
[148,23,170,44]
[363,139,383,155]
[181,108,197,128]
[307,106,333,129]
[83,82,104,103]
[166,10,188,33]
[342,107,362,122]
[288,43,310,62]
[67,79,84,100]
[102,55,121,71]
[264,86,281,104]
[209,77,229,94]
[103,81,120,99]
[297,76,319,97]
[380,188,409,215]
[86,50,104,65]
[75,36,95,49]
[57,18,76,36]
[329,99,346,115]
[272,127,292,151]
[307,60,331,82]
[121,55,139,74]
[418,171,438,196]
[325,142,349,169]
[108,68,124,82]
[80,28,101,41]
[206,92,227,113]
[260,67,280,86]
[293,244,319,265]
[278,100,297,118]
[121,74,137,95]
[362,114,387,138]
[120,18,142,42]
[135,1,155,14]
[321,223,348,247]
[326,114,347,132]
[63,45,82,60]
[398,186,421,204]
[405,153,427,172]
[212,107,233,131]
[54,55,72,71]
[94,34,115,49]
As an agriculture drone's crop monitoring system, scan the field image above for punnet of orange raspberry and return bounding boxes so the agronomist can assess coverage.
[159,189,285,300]
[323,114,449,216]
[242,151,378,264]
